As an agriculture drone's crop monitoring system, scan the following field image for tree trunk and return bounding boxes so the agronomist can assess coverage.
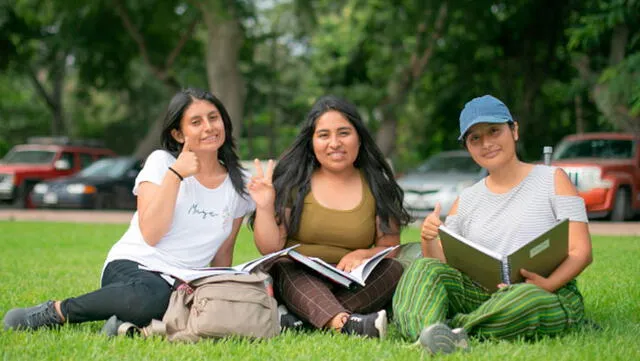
[376,108,397,157]
[201,6,245,141]
[574,94,585,133]
[133,107,173,159]
[27,51,68,137]
[51,51,67,136]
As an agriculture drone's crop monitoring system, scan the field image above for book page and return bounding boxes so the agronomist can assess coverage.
[308,257,364,286]
[309,246,399,287]
[289,251,355,288]
[349,245,399,284]
[140,264,246,283]
[233,244,300,272]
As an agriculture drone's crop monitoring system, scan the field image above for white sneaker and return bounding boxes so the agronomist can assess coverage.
[419,323,470,354]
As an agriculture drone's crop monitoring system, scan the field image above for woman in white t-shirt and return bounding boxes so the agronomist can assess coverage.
[3,88,255,334]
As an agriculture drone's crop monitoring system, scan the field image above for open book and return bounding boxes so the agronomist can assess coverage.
[139,245,299,283]
[438,219,569,292]
[288,246,399,289]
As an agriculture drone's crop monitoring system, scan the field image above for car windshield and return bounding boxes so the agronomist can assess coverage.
[553,139,635,160]
[79,158,132,178]
[1,150,57,164]
[414,153,481,173]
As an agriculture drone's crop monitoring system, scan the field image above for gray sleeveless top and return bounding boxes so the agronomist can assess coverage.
[444,165,588,256]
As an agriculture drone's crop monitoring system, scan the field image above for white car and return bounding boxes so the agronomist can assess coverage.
[397,150,486,221]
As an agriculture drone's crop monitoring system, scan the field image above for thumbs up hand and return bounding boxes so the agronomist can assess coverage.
[420,202,443,244]
[172,138,200,179]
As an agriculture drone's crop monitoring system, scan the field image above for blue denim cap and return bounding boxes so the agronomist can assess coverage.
[458,95,513,140]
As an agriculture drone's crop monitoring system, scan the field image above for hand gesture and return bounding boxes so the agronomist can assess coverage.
[247,159,276,210]
[172,138,200,179]
[420,203,442,244]
[336,249,369,273]
[520,269,553,292]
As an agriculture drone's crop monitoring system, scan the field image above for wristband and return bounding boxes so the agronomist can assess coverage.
[168,167,184,181]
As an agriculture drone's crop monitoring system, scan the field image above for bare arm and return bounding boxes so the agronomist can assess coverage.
[253,207,288,255]
[136,173,182,246]
[521,169,593,292]
[210,217,244,267]
[420,201,453,262]
[138,141,200,246]
[248,159,288,255]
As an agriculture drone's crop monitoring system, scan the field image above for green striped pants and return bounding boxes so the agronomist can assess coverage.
[392,258,585,341]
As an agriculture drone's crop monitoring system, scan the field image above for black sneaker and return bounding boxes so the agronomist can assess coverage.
[101,315,140,337]
[3,301,64,331]
[341,310,387,338]
[419,323,470,354]
[278,305,305,331]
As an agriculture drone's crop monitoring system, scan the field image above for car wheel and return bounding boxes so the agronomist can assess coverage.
[610,187,631,222]
[13,182,35,209]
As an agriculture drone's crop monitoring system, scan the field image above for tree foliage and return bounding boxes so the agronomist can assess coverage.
[1,0,637,168]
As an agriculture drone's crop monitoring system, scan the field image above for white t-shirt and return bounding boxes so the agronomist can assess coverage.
[104,150,255,274]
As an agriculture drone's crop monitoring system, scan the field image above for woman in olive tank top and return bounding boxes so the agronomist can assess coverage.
[248,96,411,338]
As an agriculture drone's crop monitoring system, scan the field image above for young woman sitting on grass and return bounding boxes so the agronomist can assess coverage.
[248,95,411,338]
[3,88,255,335]
[392,95,593,354]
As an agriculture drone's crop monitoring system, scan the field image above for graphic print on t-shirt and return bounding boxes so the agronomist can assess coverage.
[188,203,231,222]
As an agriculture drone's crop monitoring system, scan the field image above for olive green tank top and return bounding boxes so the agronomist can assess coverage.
[285,174,376,263]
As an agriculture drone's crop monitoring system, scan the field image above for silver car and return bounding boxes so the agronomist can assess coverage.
[397,150,486,221]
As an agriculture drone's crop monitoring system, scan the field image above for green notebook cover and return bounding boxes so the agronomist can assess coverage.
[438,219,569,292]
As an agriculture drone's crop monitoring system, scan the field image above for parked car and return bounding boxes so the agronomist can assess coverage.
[31,156,141,210]
[550,132,639,221]
[0,137,116,207]
[397,150,486,220]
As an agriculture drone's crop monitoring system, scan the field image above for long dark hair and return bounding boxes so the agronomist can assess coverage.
[251,95,410,236]
[160,87,247,197]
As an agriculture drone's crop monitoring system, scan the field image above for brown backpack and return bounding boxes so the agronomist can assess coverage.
[146,271,280,342]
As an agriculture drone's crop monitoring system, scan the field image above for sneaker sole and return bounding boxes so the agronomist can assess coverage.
[101,315,139,337]
[419,323,469,354]
[374,310,388,339]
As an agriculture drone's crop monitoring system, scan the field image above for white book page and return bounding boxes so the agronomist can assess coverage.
[139,264,245,283]
[233,244,300,272]
[308,257,363,285]
[350,245,399,283]
[309,245,399,287]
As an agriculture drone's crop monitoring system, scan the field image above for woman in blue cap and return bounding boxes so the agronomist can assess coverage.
[392,95,593,354]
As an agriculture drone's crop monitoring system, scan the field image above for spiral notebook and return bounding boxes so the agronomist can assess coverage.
[438,219,569,292]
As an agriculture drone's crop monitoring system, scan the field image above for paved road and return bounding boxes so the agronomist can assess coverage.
[1,209,639,236]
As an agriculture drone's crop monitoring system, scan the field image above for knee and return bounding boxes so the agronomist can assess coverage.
[118,283,171,326]
[380,259,405,280]
[498,283,554,306]
[403,258,446,280]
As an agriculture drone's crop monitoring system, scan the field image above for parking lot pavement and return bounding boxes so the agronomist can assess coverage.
[1,209,640,236]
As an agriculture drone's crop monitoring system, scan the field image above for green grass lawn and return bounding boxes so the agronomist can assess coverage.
[1,221,639,360]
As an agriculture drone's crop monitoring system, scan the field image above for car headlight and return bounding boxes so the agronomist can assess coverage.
[33,183,49,194]
[66,184,97,194]
[0,173,14,185]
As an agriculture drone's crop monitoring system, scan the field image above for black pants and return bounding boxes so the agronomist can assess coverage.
[59,260,172,327]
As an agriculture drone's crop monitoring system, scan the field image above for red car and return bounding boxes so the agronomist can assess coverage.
[0,137,116,208]
[550,132,639,221]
